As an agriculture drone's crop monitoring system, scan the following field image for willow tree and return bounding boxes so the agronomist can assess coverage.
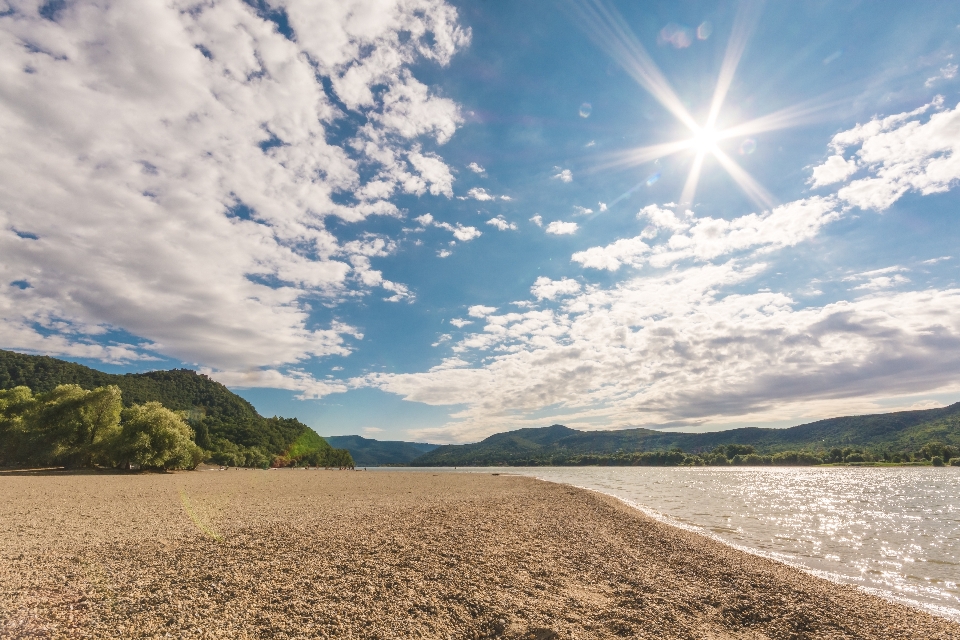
[0,384,122,468]
[115,402,205,470]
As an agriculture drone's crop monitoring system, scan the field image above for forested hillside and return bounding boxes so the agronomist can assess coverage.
[0,349,352,468]
[412,403,960,466]
[325,435,438,466]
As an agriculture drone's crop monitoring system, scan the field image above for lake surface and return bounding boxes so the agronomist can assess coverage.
[388,466,960,621]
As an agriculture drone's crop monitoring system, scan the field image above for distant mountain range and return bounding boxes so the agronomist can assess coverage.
[410,403,960,466]
[325,435,438,466]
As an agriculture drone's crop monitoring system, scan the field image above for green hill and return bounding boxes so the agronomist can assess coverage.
[325,435,439,466]
[0,349,349,467]
[411,403,960,466]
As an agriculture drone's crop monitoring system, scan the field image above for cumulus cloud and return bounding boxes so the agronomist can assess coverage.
[0,0,469,389]
[572,198,838,271]
[437,249,452,258]
[435,222,481,241]
[415,213,435,226]
[486,216,517,231]
[449,318,472,328]
[545,221,579,235]
[809,155,859,187]
[468,305,497,318]
[573,206,593,215]
[809,97,960,211]
[368,261,960,441]
[466,162,485,174]
[463,187,495,201]
[552,168,573,183]
[531,277,581,300]
[530,214,543,227]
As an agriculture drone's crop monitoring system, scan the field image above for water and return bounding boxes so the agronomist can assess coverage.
[401,466,960,621]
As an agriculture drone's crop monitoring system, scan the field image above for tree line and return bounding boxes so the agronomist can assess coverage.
[0,384,353,470]
[467,443,960,467]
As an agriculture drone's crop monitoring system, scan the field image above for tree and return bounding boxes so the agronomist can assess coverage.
[1,384,122,468]
[116,402,205,470]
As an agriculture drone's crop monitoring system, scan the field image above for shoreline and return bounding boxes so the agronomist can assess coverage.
[2,470,958,639]
[522,473,960,624]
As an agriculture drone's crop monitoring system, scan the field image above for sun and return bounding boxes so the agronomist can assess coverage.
[691,126,720,154]
[576,0,830,211]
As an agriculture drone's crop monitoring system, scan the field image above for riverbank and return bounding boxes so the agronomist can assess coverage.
[1,470,957,639]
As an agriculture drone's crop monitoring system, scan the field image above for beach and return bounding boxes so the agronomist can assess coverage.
[1,470,958,639]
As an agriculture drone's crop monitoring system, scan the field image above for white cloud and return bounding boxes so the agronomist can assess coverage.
[552,168,573,183]
[809,155,859,187]
[466,162,485,174]
[530,214,543,227]
[531,277,581,301]
[431,333,452,347]
[486,216,517,231]
[437,249,452,258]
[362,427,384,434]
[811,97,960,211]
[463,187,495,201]
[545,221,579,235]
[367,260,960,442]
[0,0,469,383]
[843,266,910,290]
[208,367,348,400]
[499,195,512,201]
[573,198,839,271]
[598,202,607,212]
[468,305,497,317]
[432,220,481,242]
[453,225,482,241]
[925,63,958,88]
[922,256,951,264]
[571,236,650,271]
[415,213,435,226]
[573,206,593,215]
[449,318,472,328]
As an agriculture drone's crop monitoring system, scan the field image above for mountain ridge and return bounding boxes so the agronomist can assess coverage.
[411,403,960,466]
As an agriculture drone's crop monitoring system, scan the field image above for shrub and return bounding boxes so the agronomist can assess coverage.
[931,456,945,467]
[949,458,960,467]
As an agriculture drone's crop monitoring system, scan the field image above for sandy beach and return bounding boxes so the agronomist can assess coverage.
[1,469,957,639]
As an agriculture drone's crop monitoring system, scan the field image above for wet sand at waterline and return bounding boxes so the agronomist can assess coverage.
[1,470,957,639]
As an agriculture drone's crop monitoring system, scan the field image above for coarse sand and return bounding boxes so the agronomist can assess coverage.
[1,468,958,639]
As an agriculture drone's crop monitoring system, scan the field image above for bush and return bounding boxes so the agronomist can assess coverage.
[931,456,945,467]
[950,458,960,467]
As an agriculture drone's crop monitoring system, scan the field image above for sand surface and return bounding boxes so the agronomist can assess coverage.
[1,468,958,639]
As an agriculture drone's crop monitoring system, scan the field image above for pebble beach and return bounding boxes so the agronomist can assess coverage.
[1,469,958,639]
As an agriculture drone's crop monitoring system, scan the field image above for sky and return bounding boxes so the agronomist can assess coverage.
[3,0,960,444]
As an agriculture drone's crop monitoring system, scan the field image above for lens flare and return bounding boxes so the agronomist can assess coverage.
[579,102,593,118]
[697,22,712,40]
[658,23,692,49]
[646,171,661,186]
[739,138,757,155]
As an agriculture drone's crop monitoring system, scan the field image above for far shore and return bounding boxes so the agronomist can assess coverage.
[1,470,958,639]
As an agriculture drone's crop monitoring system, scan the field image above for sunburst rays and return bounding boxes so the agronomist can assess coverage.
[576,0,832,210]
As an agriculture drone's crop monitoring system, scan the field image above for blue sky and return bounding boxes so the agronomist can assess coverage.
[3,0,960,443]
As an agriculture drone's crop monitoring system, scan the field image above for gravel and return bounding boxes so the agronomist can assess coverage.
[1,468,958,639]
